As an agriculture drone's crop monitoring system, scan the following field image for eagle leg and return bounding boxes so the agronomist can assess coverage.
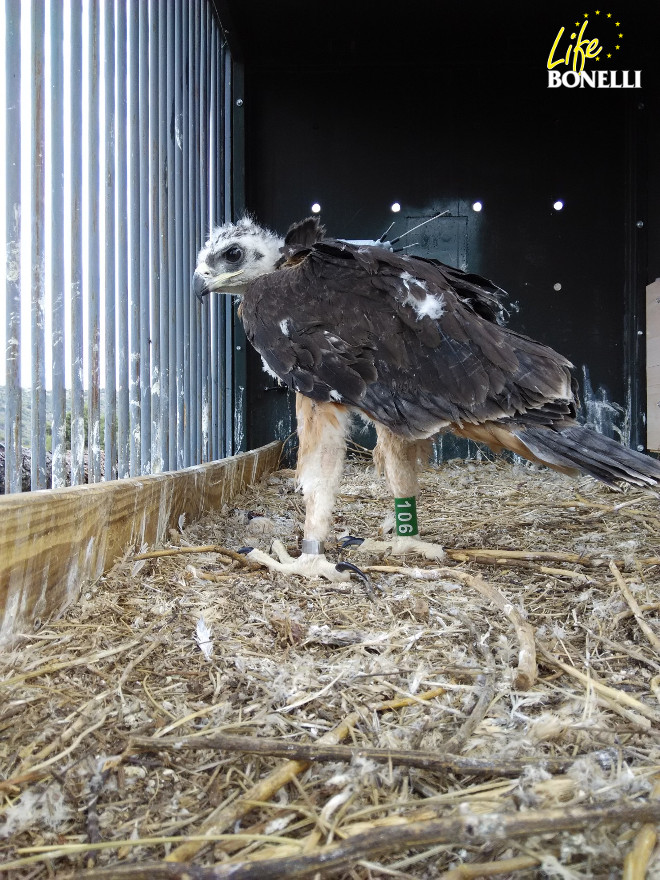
[244,396,355,582]
[352,426,445,561]
[295,396,351,548]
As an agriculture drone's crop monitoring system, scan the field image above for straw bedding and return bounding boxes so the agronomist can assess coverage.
[1,451,659,878]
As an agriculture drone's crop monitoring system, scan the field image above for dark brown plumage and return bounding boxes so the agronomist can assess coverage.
[240,218,658,487]
[193,216,660,581]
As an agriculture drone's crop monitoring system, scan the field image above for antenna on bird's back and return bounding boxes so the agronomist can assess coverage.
[389,210,451,246]
[378,220,396,243]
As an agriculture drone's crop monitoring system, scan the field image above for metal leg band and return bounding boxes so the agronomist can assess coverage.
[301,538,324,555]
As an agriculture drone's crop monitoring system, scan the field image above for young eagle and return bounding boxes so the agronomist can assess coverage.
[193,216,660,582]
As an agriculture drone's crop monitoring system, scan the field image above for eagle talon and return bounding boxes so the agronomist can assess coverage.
[335,561,376,600]
[340,535,365,548]
[238,546,255,555]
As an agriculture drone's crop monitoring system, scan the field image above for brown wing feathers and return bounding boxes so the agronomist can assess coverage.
[240,224,660,488]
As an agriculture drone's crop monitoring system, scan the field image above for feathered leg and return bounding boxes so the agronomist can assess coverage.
[245,395,354,581]
[351,426,444,561]
[295,395,350,548]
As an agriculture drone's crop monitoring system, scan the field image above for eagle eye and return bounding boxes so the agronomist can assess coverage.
[223,245,243,264]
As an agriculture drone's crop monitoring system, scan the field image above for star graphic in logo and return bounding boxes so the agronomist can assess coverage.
[593,12,625,61]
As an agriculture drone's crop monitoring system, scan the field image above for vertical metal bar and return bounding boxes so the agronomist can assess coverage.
[104,0,117,481]
[187,0,199,465]
[223,48,232,458]
[50,0,66,488]
[209,6,216,462]
[194,0,201,464]
[209,20,218,462]
[4,0,22,493]
[174,0,185,468]
[70,0,85,485]
[181,0,191,467]
[199,0,213,461]
[158,0,169,470]
[172,0,184,468]
[199,0,209,463]
[216,37,226,459]
[31,0,47,489]
[138,0,151,473]
[128,0,140,475]
[167,0,177,471]
[87,0,101,483]
[232,58,247,453]
[189,0,198,464]
[116,0,129,478]
[148,0,161,473]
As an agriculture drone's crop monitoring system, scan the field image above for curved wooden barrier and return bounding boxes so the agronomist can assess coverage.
[0,442,282,647]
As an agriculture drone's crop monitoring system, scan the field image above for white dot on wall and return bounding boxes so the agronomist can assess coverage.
[553,200,564,211]
[472,201,483,212]
[553,282,562,291]
[311,203,321,214]
[391,202,401,213]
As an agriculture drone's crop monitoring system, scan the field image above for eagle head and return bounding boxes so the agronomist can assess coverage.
[193,217,283,301]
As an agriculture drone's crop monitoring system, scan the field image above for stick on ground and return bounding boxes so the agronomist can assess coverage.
[66,800,660,880]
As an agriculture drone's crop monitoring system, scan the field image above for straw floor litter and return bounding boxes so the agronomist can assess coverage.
[1,451,660,879]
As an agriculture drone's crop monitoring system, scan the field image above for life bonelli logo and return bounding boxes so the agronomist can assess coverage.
[547,11,641,89]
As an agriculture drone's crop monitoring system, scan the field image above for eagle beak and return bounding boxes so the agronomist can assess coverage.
[193,271,209,302]
[193,268,245,303]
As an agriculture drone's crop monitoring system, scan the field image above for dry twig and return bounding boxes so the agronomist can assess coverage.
[438,855,540,878]
[132,544,258,568]
[538,643,660,729]
[64,801,660,880]
[129,731,572,779]
[609,560,660,654]
[623,779,660,879]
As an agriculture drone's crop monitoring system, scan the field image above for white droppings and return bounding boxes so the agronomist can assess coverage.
[6,230,20,282]
[235,387,245,450]
[581,365,626,443]
[279,319,290,336]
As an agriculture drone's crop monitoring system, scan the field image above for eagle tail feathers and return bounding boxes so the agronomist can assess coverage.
[515,425,660,488]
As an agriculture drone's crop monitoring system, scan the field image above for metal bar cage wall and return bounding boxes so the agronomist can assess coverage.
[1,0,238,493]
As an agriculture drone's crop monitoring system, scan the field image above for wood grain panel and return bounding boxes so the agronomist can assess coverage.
[0,442,282,646]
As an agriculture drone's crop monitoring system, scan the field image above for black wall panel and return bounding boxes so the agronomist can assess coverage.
[222,0,660,456]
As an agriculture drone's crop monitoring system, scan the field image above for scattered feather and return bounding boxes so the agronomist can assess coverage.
[195,617,214,660]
